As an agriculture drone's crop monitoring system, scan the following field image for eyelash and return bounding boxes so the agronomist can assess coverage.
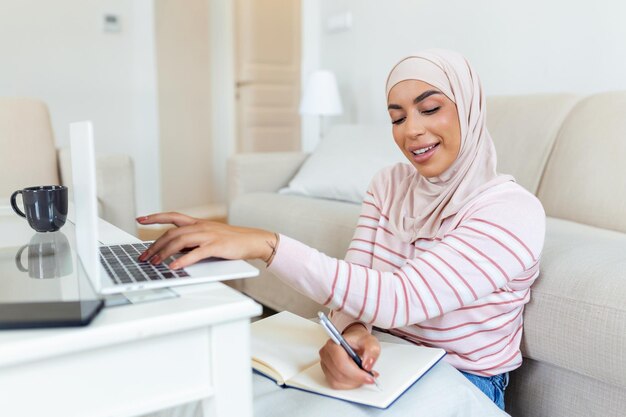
[391,107,440,125]
[422,106,440,115]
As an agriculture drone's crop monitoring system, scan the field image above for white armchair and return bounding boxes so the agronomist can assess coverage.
[0,97,137,235]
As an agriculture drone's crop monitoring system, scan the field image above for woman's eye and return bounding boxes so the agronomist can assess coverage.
[421,106,440,115]
[392,117,406,125]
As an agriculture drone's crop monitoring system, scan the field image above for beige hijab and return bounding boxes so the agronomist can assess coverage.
[384,49,513,242]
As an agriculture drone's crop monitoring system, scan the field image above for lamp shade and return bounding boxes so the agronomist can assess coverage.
[299,70,343,116]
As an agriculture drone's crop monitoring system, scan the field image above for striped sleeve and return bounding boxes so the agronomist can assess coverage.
[268,189,545,329]
[330,189,380,333]
[342,190,380,268]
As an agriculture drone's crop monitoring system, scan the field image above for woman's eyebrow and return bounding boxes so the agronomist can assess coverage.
[387,90,442,110]
[413,90,441,104]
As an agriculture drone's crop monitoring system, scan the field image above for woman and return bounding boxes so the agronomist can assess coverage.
[138,49,545,411]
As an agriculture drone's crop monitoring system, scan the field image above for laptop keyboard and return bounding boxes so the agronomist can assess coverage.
[99,242,189,285]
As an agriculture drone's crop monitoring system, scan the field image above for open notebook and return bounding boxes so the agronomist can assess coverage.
[251,311,446,409]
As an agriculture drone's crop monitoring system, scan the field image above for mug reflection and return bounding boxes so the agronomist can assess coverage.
[14,231,73,279]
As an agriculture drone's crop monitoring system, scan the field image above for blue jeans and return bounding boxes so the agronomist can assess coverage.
[460,371,509,410]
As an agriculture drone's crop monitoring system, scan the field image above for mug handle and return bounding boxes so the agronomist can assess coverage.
[10,190,26,218]
[15,245,29,272]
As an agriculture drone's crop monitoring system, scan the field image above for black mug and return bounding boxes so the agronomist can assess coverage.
[11,185,69,232]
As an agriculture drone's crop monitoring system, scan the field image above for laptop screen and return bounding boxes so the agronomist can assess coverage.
[69,121,102,292]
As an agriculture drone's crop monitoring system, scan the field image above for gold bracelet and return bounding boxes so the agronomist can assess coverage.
[343,322,368,334]
[264,232,280,266]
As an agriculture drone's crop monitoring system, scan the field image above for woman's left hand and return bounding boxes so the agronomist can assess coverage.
[136,212,277,269]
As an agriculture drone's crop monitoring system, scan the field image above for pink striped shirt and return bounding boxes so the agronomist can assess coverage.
[268,163,545,376]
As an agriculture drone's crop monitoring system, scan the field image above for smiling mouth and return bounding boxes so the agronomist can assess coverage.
[412,143,439,155]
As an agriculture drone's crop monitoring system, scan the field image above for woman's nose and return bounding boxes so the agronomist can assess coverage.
[405,114,426,138]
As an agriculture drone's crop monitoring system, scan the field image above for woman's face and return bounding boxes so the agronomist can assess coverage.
[387,80,461,178]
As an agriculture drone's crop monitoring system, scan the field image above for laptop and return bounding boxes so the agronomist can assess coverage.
[69,121,259,295]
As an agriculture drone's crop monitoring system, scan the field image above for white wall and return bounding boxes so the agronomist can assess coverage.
[312,0,626,127]
[0,0,160,215]
[209,0,236,203]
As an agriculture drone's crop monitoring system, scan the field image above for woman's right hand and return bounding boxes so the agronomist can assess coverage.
[318,323,381,389]
[136,212,277,269]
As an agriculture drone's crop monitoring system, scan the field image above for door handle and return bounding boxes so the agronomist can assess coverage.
[235,80,254,88]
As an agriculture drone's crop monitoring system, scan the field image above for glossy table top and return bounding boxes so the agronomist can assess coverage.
[0,202,97,303]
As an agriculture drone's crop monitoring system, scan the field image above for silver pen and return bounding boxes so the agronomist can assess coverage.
[318,311,381,390]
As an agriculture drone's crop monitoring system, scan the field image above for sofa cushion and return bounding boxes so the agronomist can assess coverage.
[537,91,626,233]
[0,98,59,196]
[279,124,405,204]
[228,192,361,316]
[486,94,579,194]
[522,216,626,389]
[506,358,626,417]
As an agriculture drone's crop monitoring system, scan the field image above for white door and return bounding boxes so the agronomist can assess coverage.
[235,0,301,152]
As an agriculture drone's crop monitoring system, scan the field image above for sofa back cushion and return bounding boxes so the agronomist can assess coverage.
[486,94,580,194]
[537,91,626,233]
[0,98,59,196]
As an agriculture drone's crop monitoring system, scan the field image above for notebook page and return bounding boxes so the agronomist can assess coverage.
[251,311,329,384]
[287,341,445,409]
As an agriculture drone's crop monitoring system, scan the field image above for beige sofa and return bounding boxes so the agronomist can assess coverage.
[0,98,136,234]
[228,92,626,417]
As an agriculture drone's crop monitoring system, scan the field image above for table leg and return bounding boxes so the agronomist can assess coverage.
[202,319,253,417]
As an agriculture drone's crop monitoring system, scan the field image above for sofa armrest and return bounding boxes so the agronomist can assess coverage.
[228,152,309,203]
[57,147,137,235]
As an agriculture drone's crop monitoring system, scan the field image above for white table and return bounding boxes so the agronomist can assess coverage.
[0,204,262,417]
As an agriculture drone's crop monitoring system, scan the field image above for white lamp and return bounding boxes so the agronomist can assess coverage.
[300,70,343,139]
